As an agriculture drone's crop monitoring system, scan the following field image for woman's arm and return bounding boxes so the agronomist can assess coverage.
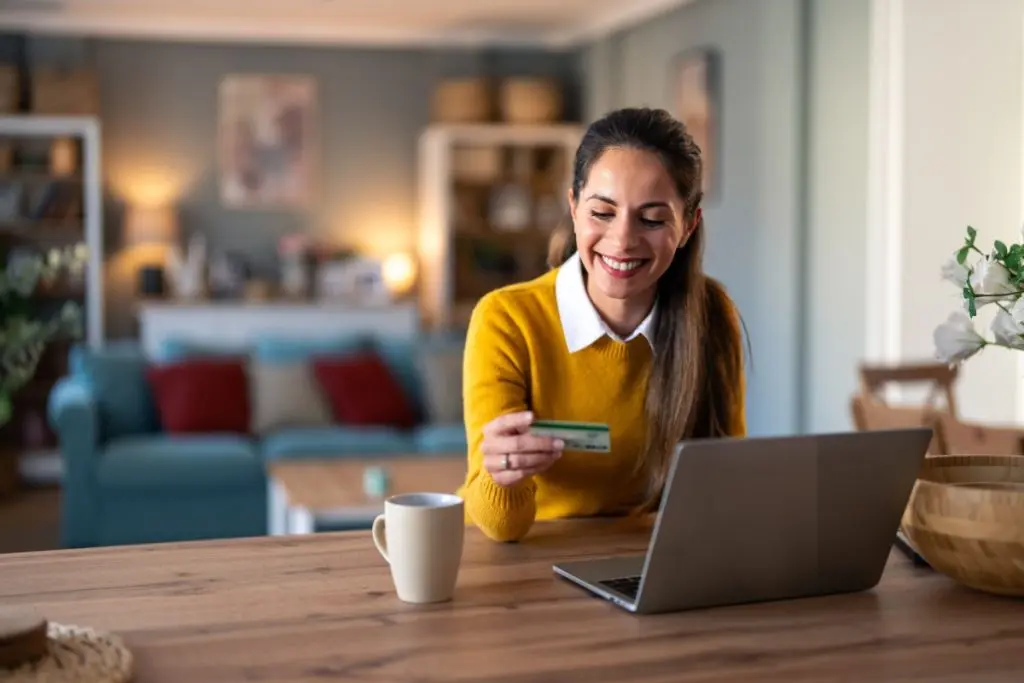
[461,292,538,541]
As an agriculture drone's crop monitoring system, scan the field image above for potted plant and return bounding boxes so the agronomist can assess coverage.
[934,226,1024,362]
[0,246,85,428]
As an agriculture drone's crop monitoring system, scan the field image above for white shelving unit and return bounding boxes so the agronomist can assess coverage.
[417,123,583,330]
[0,114,104,349]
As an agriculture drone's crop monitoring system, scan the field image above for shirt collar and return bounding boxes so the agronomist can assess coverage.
[555,251,657,354]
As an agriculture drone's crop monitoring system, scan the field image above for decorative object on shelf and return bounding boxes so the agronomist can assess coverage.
[488,148,533,233]
[31,68,100,116]
[499,77,563,124]
[208,250,250,300]
[672,47,720,198]
[933,225,1024,363]
[901,455,1024,597]
[218,74,317,209]
[277,232,312,299]
[49,137,78,177]
[0,247,85,428]
[431,77,491,123]
[165,232,207,301]
[317,256,389,305]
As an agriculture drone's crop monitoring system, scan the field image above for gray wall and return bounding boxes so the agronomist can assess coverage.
[581,0,806,437]
[803,0,871,433]
[23,37,581,337]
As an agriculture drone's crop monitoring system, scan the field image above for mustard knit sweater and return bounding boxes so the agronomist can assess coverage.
[456,267,745,542]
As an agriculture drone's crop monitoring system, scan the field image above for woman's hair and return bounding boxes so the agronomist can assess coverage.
[548,107,748,513]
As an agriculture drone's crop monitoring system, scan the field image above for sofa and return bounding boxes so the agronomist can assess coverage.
[46,332,467,548]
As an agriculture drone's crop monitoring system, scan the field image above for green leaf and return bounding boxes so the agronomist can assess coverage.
[0,394,9,429]
[995,240,1008,258]
[956,246,970,264]
[966,225,977,244]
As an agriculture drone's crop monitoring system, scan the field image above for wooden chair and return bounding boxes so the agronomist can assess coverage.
[932,412,1024,455]
[850,361,961,455]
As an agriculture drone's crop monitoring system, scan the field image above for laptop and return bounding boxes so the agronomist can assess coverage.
[553,428,932,614]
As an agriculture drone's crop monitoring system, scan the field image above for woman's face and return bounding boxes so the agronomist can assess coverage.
[568,146,698,305]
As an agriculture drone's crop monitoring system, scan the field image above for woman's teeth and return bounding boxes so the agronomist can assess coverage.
[600,255,643,272]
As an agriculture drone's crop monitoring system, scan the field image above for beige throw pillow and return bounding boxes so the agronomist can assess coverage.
[249,360,333,434]
[416,345,464,424]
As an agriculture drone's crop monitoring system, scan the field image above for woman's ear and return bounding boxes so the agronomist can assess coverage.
[566,188,578,220]
[678,208,702,249]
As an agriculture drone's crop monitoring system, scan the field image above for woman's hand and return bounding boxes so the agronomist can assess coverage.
[481,411,564,487]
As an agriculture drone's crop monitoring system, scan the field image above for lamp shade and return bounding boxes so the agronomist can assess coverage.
[125,204,178,246]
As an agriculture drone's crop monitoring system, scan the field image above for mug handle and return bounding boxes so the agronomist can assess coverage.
[371,514,389,563]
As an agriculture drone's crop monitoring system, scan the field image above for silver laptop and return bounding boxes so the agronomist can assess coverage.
[553,428,931,614]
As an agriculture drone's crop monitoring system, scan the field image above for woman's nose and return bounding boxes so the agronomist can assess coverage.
[606,214,641,248]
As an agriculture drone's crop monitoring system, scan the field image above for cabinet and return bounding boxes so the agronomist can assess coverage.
[417,123,583,330]
[0,115,104,458]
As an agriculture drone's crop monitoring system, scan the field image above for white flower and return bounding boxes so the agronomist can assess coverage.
[1010,296,1024,328]
[969,255,1017,307]
[941,257,970,288]
[933,311,986,363]
[992,309,1024,349]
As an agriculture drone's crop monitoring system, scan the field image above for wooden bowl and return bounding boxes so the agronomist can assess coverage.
[901,455,1024,597]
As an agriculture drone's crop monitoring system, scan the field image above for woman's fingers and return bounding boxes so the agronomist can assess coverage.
[481,432,563,456]
[484,451,561,474]
[482,411,534,437]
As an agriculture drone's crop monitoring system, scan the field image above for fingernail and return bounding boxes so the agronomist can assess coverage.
[553,439,565,449]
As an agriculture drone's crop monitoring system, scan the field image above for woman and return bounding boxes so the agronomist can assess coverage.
[458,107,747,542]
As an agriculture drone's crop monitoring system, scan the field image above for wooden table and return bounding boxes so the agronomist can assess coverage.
[0,518,1021,682]
[268,456,467,534]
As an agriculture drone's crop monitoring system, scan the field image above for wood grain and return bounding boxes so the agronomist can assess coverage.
[269,456,467,510]
[0,518,1021,682]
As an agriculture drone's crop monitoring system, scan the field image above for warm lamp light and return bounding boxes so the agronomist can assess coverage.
[125,204,178,247]
[382,252,417,295]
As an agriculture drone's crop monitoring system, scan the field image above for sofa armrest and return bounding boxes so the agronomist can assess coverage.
[47,376,101,548]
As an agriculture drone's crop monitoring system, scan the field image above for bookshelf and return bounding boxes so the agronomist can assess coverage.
[0,115,104,464]
[417,123,583,330]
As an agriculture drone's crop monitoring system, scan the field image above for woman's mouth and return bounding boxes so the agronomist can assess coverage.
[597,253,648,279]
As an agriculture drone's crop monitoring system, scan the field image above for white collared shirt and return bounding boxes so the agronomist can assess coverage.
[554,251,657,353]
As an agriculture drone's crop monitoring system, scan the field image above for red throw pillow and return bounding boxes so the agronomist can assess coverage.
[146,359,250,434]
[312,353,416,428]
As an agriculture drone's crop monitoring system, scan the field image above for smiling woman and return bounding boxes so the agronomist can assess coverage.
[456,107,749,543]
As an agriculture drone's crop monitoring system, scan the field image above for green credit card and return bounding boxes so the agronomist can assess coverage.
[529,420,611,452]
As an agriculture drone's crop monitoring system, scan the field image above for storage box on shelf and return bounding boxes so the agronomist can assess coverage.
[46,327,467,548]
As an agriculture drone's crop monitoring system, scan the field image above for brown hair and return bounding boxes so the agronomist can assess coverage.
[549,107,748,513]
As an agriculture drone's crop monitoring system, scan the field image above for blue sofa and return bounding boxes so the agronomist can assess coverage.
[46,336,467,548]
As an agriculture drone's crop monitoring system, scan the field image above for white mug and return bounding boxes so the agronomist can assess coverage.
[372,492,465,604]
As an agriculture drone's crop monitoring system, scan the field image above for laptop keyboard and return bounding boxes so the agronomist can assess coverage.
[599,575,641,599]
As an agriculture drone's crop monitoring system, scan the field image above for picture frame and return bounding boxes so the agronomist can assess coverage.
[670,47,720,200]
[218,74,318,210]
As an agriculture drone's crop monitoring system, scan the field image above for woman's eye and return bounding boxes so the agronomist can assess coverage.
[641,218,666,228]
[590,211,614,221]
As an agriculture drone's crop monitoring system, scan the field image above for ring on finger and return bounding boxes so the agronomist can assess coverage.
[502,454,511,470]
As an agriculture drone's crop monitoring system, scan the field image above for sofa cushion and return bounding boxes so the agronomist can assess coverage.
[261,426,416,460]
[413,423,467,453]
[312,353,417,429]
[147,359,251,434]
[156,339,248,363]
[97,435,263,491]
[74,343,159,439]
[248,360,332,434]
[254,336,370,364]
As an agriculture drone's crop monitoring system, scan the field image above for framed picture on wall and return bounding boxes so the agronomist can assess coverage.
[218,74,318,209]
[670,48,720,200]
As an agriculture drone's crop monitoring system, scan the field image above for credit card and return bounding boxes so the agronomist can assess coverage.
[529,420,611,452]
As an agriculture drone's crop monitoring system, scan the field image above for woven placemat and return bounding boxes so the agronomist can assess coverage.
[0,622,132,683]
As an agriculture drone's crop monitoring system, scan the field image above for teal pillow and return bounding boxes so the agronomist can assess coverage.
[156,339,248,363]
[254,336,370,365]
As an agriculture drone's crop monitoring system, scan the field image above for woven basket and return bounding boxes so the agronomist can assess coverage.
[499,78,562,124]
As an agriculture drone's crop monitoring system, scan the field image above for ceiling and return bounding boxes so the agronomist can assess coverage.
[0,0,694,49]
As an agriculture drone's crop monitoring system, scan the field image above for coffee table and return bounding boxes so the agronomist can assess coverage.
[268,455,467,535]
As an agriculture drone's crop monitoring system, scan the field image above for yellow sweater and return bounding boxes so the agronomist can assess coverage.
[457,267,746,542]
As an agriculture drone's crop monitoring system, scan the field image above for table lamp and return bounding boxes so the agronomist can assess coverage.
[125,204,178,297]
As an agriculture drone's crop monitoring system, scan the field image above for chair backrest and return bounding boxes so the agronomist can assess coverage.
[857,362,959,417]
[932,412,1024,455]
[850,394,944,454]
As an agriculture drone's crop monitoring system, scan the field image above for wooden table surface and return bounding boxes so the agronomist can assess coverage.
[0,518,1021,682]
[269,456,467,510]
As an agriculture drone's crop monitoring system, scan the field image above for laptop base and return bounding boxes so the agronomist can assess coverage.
[553,555,645,612]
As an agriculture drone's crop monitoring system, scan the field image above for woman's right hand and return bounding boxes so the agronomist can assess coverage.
[481,411,564,487]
